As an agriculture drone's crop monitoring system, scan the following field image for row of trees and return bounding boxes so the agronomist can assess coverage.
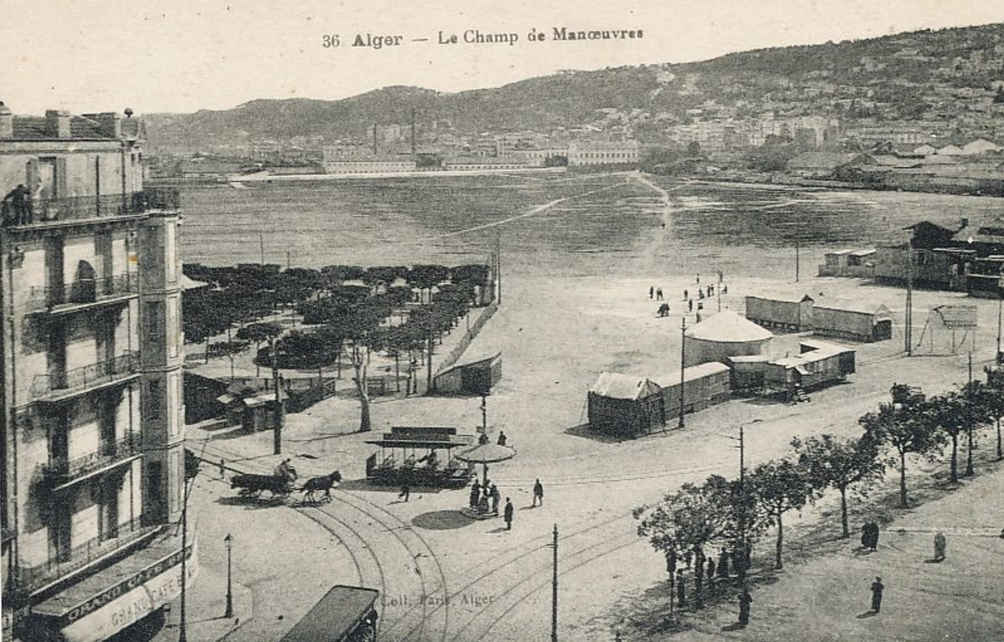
[635,378,1004,615]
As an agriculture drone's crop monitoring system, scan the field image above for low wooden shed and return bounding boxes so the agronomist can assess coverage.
[587,372,664,437]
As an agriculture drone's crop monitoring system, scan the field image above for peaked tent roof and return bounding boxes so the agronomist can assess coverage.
[588,372,659,400]
[685,310,773,343]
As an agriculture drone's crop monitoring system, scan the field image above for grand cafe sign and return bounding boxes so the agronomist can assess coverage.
[53,542,197,642]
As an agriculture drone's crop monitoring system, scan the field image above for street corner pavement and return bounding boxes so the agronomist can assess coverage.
[157,561,253,642]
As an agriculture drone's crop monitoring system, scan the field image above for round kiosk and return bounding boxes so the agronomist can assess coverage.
[683,310,773,367]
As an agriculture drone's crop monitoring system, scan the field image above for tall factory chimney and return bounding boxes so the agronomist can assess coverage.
[372,123,377,155]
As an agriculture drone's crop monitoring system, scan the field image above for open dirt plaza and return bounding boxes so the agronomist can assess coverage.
[172,270,1004,641]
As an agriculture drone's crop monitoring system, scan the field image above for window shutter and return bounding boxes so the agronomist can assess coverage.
[25,158,39,189]
[56,157,68,198]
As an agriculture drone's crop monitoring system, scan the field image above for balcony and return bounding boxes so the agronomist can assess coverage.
[41,436,142,490]
[12,513,159,595]
[26,274,138,315]
[30,351,139,403]
[4,188,180,229]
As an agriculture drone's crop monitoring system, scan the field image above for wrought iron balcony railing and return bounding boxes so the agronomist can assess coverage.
[41,435,141,485]
[8,187,180,227]
[30,351,139,401]
[13,513,158,593]
[26,273,137,313]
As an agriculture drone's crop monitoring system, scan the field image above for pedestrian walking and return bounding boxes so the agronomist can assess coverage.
[470,480,480,509]
[933,532,946,561]
[398,484,410,502]
[861,522,870,549]
[706,558,716,582]
[688,299,693,312]
[219,458,226,480]
[676,569,686,606]
[696,273,700,285]
[497,430,507,446]
[870,577,884,613]
[478,432,489,445]
[698,289,705,300]
[738,586,752,626]
[683,288,688,300]
[870,522,880,551]
[490,484,500,515]
[532,478,544,507]
[717,547,729,578]
[722,284,728,294]
[503,498,513,530]
[708,285,714,297]
[649,285,654,300]
[656,288,664,301]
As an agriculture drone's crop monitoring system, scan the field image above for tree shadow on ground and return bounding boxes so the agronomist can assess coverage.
[209,427,254,441]
[337,478,444,493]
[563,423,636,443]
[412,510,476,530]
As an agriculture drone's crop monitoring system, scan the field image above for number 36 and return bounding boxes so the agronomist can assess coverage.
[322,34,340,48]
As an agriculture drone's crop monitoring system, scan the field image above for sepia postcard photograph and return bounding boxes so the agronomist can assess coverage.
[4,1,1004,640]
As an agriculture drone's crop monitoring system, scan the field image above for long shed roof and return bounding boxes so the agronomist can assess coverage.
[651,362,730,387]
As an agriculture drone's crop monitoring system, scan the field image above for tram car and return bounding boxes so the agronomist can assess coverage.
[365,426,475,488]
[281,585,379,642]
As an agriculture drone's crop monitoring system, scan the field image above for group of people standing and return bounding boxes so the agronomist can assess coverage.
[467,477,544,530]
[651,271,729,320]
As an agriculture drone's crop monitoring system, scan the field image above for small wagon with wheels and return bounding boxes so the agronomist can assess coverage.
[231,466,298,499]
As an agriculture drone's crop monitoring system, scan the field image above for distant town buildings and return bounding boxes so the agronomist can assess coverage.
[0,102,193,641]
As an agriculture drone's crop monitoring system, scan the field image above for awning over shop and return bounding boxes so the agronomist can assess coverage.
[31,536,197,642]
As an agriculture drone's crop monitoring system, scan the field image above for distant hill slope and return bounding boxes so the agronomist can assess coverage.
[145,22,1004,151]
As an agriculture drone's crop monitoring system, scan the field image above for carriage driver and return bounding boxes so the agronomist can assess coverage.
[274,458,292,480]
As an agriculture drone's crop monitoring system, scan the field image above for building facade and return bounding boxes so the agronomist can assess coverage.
[0,103,194,641]
[566,140,639,166]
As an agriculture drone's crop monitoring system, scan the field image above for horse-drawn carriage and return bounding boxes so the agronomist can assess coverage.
[231,464,343,503]
[231,466,298,499]
[365,426,475,488]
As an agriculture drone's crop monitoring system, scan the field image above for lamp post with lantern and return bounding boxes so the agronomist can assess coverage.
[224,533,234,618]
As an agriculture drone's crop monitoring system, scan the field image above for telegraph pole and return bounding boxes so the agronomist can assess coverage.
[966,351,975,477]
[678,316,686,429]
[795,238,800,282]
[906,244,914,355]
[996,294,1002,363]
[552,524,559,642]
[496,231,502,305]
[271,335,282,455]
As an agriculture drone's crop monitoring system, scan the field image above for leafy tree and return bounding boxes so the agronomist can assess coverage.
[860,384,946,507]
[984,367,1004,460]
[791,433,885,538]
[959,380,994,476]
[925,391,968,483]
[237,322,283,377]
[635,476,730,615]
[749,459,813,569]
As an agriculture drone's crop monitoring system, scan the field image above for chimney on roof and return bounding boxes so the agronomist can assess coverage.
[83,112,122,138]
[0,101,12,138]
[45,109,71,138]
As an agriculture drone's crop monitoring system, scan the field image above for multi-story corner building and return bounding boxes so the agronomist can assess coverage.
[0,102,195,641]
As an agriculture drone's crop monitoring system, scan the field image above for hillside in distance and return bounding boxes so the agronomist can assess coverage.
[145,22,1004,151]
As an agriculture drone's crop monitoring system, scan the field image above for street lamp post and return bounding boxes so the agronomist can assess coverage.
[224,533,233,618]
[481,394,488,434]
[678,316,686,429]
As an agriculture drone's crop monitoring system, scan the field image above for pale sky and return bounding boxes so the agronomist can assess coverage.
[3,0,1003,116]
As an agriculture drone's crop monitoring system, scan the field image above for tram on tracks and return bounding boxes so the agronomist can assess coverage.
[365,426,476,488]
[280,585,379,642]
